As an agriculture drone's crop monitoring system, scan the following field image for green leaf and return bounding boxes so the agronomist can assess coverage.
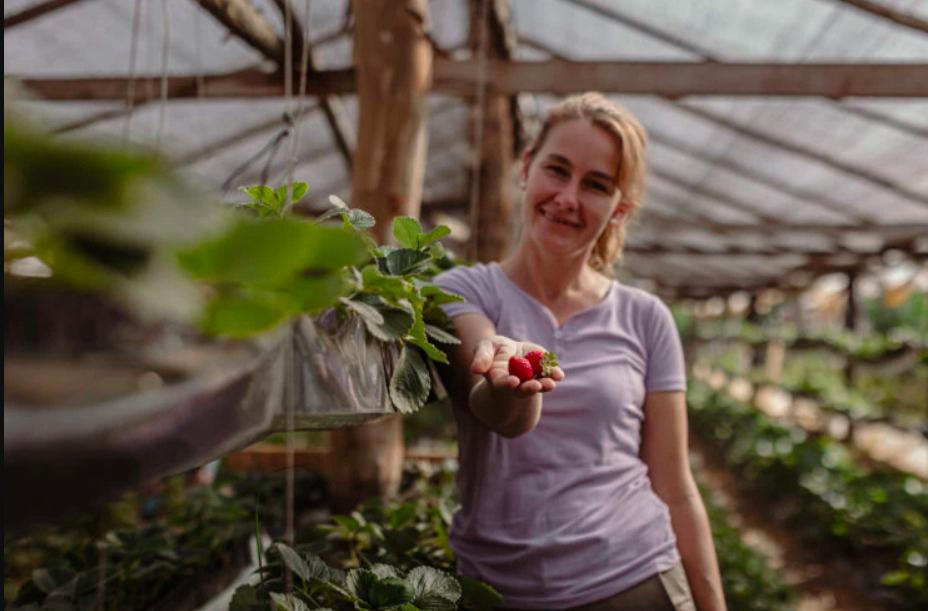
[31,568,74,595]
[177,218,367,286]
[316,207,345,224]
[345,209,376,230]
[370,577,415,606]
[385,249,431,276]
[393,216,423,249]
[270,592,312,611]
[275,542,327,583]
[290,182,309,204]
[418,225,451,248]
[229,584,261,611]
[362,265,410,299]
[424,324,460,346]
[289,273,346,312]
[389,344,431,414]
[407,567,461,608]
[346,569,377,599]
[370,564,402,580]
[200,289,294,338]
[241,185,275,204]
[352,294,415,341]
[408,309,449,364]
[341,296,385,328]
[387,503,417,529]
[457,576,504,609]
[418,284,464,306]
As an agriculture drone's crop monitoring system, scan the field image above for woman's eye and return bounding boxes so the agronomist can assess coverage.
[546,165,569,177]
[586,180,611,193]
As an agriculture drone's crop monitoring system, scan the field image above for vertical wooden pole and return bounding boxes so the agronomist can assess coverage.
[328,0,432,511]
[469,95,515,262]
[467,0,516,263]
[844,270,858,385]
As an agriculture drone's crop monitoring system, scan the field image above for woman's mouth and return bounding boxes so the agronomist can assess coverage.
[539,208,582,228]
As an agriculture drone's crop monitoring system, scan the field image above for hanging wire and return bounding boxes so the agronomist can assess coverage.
[156,0,171,148]
[282,0,314,216]
[467,0,491,260]
[123,0,145,146]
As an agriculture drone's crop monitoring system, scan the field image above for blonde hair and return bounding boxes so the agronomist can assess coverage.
[526,92,648,274]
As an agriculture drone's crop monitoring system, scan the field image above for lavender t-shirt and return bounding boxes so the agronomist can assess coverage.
[435,262,686,609]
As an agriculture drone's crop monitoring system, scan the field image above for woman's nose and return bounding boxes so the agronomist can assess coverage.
[552,180,581,210]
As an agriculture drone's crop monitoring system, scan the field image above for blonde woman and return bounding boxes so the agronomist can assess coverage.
[435,93,726,611]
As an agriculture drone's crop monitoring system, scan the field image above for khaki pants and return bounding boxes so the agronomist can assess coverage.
[567,564,697,611]
[504,563,697,611]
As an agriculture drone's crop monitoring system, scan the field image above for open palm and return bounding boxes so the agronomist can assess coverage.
[471,334,565,396]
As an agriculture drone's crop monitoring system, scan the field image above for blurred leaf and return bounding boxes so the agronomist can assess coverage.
[200,289,294,338]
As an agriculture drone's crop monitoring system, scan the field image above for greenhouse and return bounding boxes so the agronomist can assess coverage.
[4,0,927,609]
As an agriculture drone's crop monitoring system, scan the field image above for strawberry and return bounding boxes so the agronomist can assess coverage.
[525,350,546,376]
[525,350,559,378]
[508,356,534,382]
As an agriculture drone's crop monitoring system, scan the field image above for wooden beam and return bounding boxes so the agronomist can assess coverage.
[834,0,928,36]
[17,68,355,101]
[4,0,87,29]
[433,59,928,98]
[194,0,284,64]
[19,59,928,102]
[547,3,928,138]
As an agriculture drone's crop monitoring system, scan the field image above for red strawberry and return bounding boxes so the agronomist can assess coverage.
[508,356,534,382]
[525,350,546,377]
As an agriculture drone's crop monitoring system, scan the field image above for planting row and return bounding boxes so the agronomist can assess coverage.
[688,381,928,610]
[6,459,795,610]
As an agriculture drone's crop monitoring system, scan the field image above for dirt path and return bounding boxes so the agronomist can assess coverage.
[690,436,889,611]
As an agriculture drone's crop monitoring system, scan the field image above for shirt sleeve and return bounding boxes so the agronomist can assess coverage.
[433,264,500,322]
[644,297,687,393]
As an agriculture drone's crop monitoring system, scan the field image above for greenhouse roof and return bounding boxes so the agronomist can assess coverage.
[5,0,928,297]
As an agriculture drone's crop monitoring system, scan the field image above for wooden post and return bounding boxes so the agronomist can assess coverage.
[467,0,516,263]
[844,270,858,385]
[328,0,432,511]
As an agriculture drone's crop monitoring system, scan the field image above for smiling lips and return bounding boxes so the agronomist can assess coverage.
[539,207,582,228]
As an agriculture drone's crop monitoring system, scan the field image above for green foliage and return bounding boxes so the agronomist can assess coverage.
[863,292,928,339]
[6,475,266,611]
[698,483,796,611]
[689,382,928,610]
[4,91,228,324]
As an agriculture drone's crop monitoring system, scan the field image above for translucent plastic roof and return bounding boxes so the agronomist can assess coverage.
[5,0,928,297]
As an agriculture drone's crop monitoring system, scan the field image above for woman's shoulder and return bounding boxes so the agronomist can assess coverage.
[434,261,500,291]
[611,281,668,313]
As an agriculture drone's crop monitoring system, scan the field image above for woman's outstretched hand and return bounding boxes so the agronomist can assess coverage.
[470,335,565,396]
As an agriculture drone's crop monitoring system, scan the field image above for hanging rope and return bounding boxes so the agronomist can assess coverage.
[467,0,491,259]
[156,0,171,148]
[123,0,145,146]
[282,0,313,216]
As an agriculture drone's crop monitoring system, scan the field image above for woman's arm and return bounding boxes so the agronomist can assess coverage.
[641,390,727,611]
[440,312,563,438]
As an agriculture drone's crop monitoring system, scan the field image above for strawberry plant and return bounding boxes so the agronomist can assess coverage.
[178,185,463,414]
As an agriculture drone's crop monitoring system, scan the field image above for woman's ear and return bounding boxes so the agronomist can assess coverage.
[611,199,633,223]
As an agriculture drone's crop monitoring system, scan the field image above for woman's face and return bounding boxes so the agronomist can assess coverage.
[520,119,627,260]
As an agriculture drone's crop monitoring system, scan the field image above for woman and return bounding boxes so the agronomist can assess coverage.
[434,93,726,610]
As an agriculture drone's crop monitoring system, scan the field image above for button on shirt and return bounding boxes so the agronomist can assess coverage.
[435,262,687,609]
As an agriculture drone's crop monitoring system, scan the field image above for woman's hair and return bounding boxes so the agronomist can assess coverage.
[525,92,648,274]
